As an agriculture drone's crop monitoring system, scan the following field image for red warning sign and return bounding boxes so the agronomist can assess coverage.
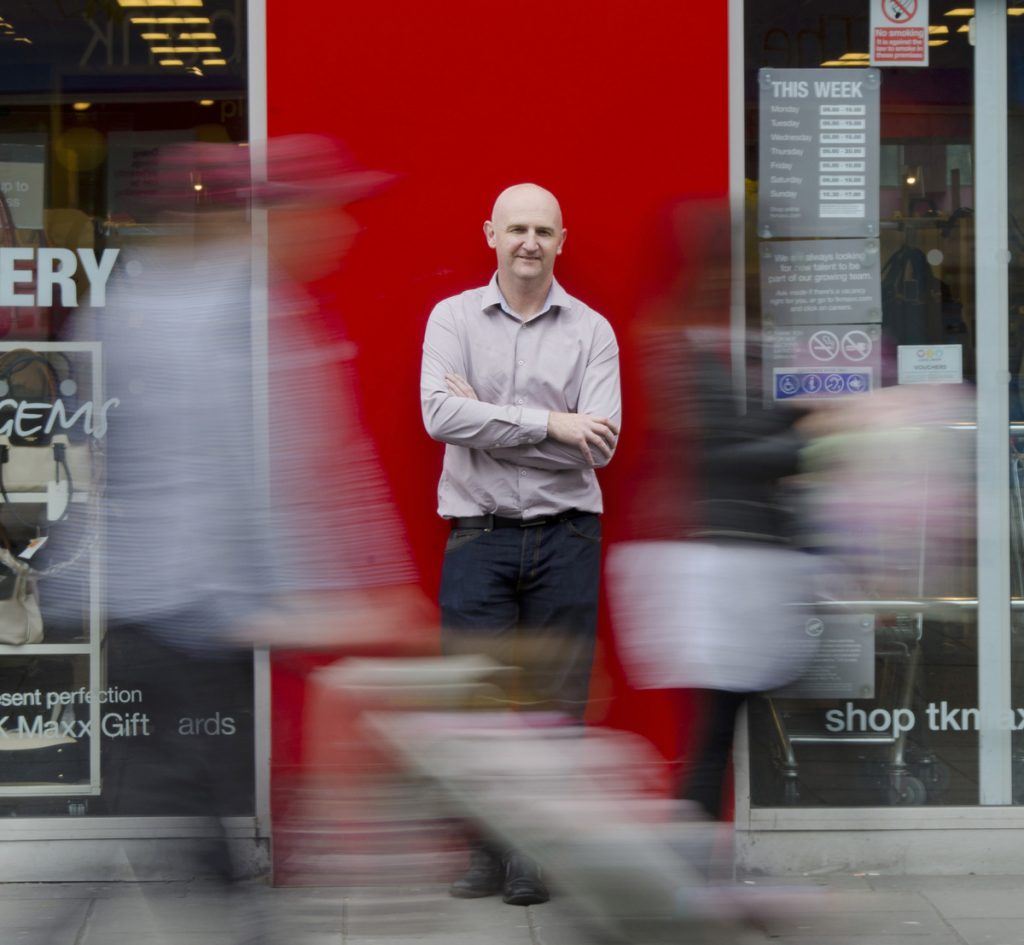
[871,0,928,67]
[874,28,927,62]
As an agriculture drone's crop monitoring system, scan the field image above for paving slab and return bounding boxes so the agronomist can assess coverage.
[942,917,1024,945]
[866,874,1017,892]
[86,894,237,932]
[81,935,232,945]
[343,891,534,932]
[0,898,94,945]
[346,934,533,945]
[918,887,1024,918]
[0,880,181,900]
[749,939,965,945]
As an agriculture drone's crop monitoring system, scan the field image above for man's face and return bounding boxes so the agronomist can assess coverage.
[484,186,566,289]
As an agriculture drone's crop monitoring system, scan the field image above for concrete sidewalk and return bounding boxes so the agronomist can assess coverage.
[3,872,1023,945]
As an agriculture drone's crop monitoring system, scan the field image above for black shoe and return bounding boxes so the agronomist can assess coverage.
[502,852,549,906]
[449,844,504,899]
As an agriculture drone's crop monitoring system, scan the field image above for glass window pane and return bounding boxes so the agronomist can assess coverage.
[0,2,253,817]
[743,3,979,808]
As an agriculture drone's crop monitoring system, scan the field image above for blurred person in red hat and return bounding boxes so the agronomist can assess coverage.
[62,135,429,941]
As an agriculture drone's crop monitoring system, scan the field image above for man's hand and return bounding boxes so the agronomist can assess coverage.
[547,411,619,465]
[445,373,478,400]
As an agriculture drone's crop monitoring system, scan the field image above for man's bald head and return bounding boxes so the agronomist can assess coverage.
[484,183,566,298]
[490,183,563,230]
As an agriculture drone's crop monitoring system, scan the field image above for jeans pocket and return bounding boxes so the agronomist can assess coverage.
[565,515,601,544]
[445,528,486,553]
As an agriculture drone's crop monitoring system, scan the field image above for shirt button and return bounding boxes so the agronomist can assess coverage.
[519,469,527,477]
[516,398,524,405]
[518,360,525,366]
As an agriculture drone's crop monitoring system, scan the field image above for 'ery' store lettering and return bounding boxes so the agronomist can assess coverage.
[0,248,120,307]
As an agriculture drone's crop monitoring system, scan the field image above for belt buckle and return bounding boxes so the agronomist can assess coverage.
[519,515,548,528]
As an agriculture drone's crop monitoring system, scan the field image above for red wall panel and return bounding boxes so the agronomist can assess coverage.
[266,0,730,846]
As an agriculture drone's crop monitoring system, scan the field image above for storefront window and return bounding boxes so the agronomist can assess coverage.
[0,0,252,817]
[744,3,984,807]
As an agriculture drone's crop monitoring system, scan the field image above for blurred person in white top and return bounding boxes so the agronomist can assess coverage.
[64,138,430,902]
[84,137,429,654]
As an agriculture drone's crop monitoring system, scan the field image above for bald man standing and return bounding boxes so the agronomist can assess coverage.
[420,184,621,905]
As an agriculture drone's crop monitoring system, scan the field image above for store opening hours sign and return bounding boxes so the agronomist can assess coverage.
[871,0,929,67]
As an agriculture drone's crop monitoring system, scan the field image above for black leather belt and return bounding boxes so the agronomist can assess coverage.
[450,509,590,530]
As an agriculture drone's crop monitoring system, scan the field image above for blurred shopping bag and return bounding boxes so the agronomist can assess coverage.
[796,383,975,601]
[607,540,820,693]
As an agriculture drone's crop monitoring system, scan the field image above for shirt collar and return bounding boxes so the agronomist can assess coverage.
[482,272,570,319]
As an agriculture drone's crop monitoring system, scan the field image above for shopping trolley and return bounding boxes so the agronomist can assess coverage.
[761,412,970,807]
[763,612,946,806]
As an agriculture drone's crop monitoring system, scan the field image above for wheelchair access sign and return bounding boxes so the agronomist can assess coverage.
[773,367,872,401]
[765,323,880,401]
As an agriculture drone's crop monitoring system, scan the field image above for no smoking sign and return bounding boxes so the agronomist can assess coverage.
[871,0,928,66]
[882,0,917,23]
[806,328,874,363]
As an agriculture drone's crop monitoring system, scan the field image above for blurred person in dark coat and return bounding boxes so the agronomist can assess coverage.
[609,197,813,821]
[673,331,808,818]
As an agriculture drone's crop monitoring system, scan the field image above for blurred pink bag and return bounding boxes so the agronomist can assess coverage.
[797,384,975,600]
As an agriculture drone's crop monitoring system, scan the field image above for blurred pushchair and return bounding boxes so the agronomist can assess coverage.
[274,653,822,944]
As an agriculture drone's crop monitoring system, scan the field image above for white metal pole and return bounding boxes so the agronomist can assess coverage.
[246,0,273,839]
[973,0,1013,806]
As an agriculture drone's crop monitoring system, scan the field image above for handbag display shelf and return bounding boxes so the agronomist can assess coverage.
[0,441,94,493]
[0,732,86,784]
[0,341,104,799]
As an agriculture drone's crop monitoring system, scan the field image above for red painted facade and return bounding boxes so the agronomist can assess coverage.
[265,1,731,869]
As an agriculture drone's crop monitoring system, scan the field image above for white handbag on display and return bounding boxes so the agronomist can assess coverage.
[0,546,43,645]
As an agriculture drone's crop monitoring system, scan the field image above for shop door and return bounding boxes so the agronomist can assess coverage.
[742,1,1024,810]
[0,2,259,828]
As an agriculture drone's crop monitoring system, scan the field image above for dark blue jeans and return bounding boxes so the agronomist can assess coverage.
[439,513,602,720]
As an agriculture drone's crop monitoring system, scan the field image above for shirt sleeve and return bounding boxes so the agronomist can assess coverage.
[487,317,622,470]
[420,300,549,449]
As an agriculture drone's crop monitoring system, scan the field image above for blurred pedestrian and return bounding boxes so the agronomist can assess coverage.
[608,197,815,821]
[67,136,428,939]
[671,329,809,818]
[420,182,621,905]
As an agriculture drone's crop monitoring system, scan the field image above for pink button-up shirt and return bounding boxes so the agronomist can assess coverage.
[421,274,621,519]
